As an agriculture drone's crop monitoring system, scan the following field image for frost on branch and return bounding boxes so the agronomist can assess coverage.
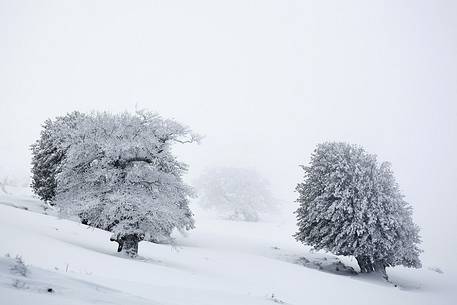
[294,142,422,277]
[44,111,198,257]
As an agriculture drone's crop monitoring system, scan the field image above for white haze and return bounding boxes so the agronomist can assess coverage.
[1,0,456,270]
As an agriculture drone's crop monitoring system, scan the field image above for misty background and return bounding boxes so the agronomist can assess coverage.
[1,1,456,268]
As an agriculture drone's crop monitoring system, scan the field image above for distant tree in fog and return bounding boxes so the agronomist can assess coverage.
[33,110,199,257]
[195,167,278,222]
[294,142,422,279]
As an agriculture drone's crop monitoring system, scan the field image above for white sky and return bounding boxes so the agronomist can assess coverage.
[1,0,456,264]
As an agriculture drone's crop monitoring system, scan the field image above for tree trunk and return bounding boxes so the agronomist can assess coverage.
[374,260,388,280]
[356,256,388,280]
[111,234,139,257]
[356,256,373,273]
[120,234,139,258]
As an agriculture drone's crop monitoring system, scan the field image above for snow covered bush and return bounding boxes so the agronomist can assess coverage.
[10,255,28,277]
[0,177,8,194]
[294,142,421,277]
[31,111,85,203]
[34,110,199,257]
[195,167,278,222]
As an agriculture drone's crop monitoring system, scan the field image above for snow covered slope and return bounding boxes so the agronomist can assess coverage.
[0,188,455,305]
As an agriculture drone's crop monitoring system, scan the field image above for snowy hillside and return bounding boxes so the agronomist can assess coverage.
[0,187,455,305]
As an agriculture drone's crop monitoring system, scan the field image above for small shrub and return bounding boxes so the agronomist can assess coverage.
[10,255,28,277]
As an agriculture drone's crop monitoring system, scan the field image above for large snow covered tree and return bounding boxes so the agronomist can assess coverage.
[31,112,85,203]
[294,142,421,278]
[45,111,198,257]
[195,167,278,222]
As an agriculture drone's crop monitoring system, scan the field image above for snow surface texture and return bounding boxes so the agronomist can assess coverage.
[0,187,456,305]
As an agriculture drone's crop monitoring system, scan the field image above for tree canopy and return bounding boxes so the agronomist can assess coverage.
[32,110,199,257]
[294,142,421,276]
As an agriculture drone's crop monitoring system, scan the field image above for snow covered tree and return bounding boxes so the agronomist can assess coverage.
[0,177,9,194]
[195,167,278,222]
[294,142,421,278]
[51,110,199,257]
[31,112,85,203]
